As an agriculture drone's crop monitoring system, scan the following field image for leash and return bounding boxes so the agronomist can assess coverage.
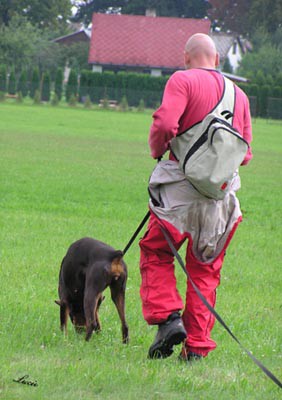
[122,209,281,388]
[123,158,163,256]
[123,210,150,255]
[159,223,282,389]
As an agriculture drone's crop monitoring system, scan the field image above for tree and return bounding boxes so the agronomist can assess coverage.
[60,42,91,72]
[208,0,252,34]
[0,0,22,26]
[41,71,51,101]
[72,0,211,25]
[0,13,68,75]
[0,64,7,93]
[30,67,40,99]
[55,68,63,100]
[8,68,16,95]
[71,0,125,24]
[208,0,282,36]
[248,0,282,35]
[0,0,72,31]
[222,57,233,74]
[122,0,211,18]
[66,69,78,101]
[17,69,29,97]
[238,24,282,80]
[238,45,282,80]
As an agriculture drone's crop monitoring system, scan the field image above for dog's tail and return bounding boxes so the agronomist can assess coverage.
[110,250,126,279]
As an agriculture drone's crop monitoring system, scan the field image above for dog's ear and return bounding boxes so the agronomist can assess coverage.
[111,250,123,261]
[54,300,61,306]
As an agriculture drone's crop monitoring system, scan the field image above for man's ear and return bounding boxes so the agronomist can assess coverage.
[184,52,190,69]
[215,52,220,68]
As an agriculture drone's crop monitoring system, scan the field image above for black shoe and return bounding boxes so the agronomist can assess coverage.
[179,350,203,362]
[148,312,187,359]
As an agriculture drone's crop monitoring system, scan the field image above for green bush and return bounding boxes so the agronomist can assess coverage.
[16,91,23,103]
[138,98,145,112]
[78,71,167,108]
[66,69,78,102]
[54,68,63,101]
[119,95,128,111]
[8,69,16,95]
[41,71,51,101]
[83,95,92,109]
[18,69,28,97]
[79,70,90,102]
[88,72,104,103]
[255,70,266,86]
[272,86,282,98]
[0,65,7,93]
[0,91,5,102]
[100,97,109,109]
[30,67,40,99]
[68,93,77,106]
[51,92,59,106]
[275,72,282,86]
[249,84,259,97]
[258,85,272,117]
[33,89,41,104]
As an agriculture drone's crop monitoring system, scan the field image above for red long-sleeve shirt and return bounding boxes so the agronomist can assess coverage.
[149,68,253,165]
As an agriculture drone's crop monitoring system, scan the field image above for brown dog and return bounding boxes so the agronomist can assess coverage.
[55,237,129,343]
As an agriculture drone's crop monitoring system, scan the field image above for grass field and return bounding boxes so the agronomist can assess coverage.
[0,101,281,399]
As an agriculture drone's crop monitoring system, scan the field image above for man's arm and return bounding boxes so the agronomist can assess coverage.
[240,93,253,165]
[148,72,189,159]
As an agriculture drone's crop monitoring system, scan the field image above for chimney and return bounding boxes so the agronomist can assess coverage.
[146,8,156,17]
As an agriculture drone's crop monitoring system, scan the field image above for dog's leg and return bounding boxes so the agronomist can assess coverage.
[110,283,129,344]
[94,294,105,333]
[59,301,69,335]
[84,289,100,341]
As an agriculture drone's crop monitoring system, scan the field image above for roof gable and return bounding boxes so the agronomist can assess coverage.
[88,13,211,70]
[54,28,91,45]
[210,33,235,60]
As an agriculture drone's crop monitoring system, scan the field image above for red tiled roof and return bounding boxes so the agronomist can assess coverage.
[88,13,211,70]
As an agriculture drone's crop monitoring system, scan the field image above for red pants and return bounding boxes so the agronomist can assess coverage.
[139,212,240,357]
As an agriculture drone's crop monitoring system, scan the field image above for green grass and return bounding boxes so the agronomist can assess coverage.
[0,102,281,399]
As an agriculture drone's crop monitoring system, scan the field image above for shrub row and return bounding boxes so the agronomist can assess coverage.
[238,82,282,118]
[77,70,168,108]
[1,64,282,117]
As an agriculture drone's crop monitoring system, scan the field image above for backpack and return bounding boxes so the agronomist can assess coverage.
[170,76,249,200]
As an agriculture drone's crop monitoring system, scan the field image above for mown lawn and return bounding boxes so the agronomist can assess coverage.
[0,102,281,399]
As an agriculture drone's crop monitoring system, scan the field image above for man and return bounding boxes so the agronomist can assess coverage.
[139,33,252,361]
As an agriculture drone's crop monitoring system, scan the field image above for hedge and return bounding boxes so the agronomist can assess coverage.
[78,70,168,108]
[0,65,7,93]
[1,65,282,118]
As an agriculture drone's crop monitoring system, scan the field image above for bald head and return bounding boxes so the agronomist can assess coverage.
[184,33,219,69]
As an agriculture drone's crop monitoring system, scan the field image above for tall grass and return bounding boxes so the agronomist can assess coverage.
[0,103,281,399]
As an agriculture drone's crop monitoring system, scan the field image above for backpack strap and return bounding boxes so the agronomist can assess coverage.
[213,76,235,125]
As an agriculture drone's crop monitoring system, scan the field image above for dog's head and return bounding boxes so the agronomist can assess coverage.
[55,299,86,329]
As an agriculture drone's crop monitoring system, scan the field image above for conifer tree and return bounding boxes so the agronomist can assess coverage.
[0,65,7,93]
[41,71,51,101]
[65,69,78,102]
[30,67,40,99]
[55,68,63,101]
[17,69,28,97]
[8,68,16,95]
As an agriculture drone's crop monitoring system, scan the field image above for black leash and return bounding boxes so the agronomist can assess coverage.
[159,223,282,389]
[123,210,150,255]
[122,210,281,388]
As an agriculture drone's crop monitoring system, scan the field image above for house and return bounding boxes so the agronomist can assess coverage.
[53,24,92,83]
[53,25,91,46]
[88,13,211,76]
[211,32,252,74]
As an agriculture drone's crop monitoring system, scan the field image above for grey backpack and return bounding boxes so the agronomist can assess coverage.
[170,76,249,200]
